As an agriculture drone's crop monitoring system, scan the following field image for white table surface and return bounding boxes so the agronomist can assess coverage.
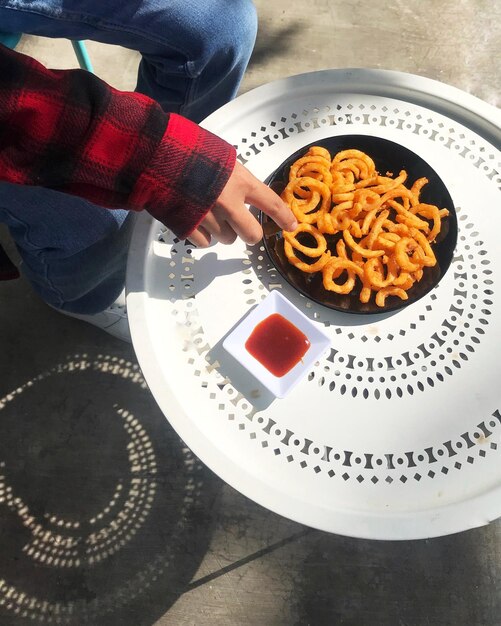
[127,69,501,540]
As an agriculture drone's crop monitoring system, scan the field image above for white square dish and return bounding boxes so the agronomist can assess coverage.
[222,290,331,398]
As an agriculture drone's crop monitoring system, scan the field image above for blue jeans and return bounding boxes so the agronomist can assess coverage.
[0,0,257,313]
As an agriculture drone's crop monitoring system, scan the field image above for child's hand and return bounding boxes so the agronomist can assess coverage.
[187,161,298,247]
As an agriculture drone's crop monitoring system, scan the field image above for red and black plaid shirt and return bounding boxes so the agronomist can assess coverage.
[0,44,236,279]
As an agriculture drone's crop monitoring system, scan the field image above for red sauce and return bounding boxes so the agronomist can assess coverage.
[245,313,310,377]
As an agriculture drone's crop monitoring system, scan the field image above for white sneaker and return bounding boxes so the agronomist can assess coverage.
[54,290,131,343]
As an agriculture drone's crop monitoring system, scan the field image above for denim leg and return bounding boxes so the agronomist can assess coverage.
[0,183,135,314]
[0,1,256,312]
[0,0,258,122]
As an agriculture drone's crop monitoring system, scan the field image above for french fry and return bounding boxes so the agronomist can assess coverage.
[280,147,448,307]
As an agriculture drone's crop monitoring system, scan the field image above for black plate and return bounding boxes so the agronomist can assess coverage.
[260,135,458,314]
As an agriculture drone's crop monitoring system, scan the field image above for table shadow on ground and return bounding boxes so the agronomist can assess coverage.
[0,351,222,626]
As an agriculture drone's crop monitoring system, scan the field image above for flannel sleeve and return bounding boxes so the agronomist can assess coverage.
[0,44,236,239]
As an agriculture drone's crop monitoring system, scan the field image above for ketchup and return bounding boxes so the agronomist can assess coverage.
[245,313,310,377]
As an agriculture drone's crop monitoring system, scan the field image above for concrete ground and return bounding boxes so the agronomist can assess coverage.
[0,1,500,624]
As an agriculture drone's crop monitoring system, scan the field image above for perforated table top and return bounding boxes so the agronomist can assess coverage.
[127,69,501,540]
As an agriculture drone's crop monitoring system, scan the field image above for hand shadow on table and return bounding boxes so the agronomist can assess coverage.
[142,230,399,410]
[144,248,249,302]
[145,230,399,330]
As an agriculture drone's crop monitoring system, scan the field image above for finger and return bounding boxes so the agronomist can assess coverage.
[220,203,263,245]
[244,175,298,232]
[199,211,238,245]
[186,225,211,248]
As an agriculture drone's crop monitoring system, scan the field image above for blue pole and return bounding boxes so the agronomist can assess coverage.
[0,33,22,49]
[71,40,94,73]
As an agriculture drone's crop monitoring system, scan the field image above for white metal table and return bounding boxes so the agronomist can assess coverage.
[127,69,501,540]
